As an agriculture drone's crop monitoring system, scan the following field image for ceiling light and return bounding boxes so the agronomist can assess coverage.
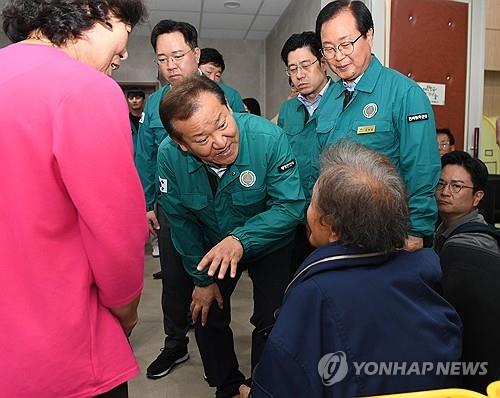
[224,1,241,8]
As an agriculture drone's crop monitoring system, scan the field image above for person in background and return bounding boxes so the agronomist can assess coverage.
[199,47,225,82]
[158,75,305,398]
[434,151,500,393]
[243,97,261,116]
[277,31,333,276]
[127,88,145,153]
[437,128,456,157]
[127,89,161,260]
[134,19,245,380]
[0,0,148,397]
[270,77,298,124]
[241,142,462,398]
[317,0,440,251]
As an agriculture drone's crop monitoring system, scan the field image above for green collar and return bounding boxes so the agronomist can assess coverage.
[332,55,383,99]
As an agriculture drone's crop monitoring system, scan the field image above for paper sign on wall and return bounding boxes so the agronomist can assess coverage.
[417,82,446,106]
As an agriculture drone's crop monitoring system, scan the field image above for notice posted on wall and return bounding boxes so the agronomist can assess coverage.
[418,82,446,106]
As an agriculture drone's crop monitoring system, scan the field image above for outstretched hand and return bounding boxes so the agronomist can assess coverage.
[197,236,243,279]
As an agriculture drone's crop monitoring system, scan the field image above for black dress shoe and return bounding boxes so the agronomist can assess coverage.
[152,271,162,279]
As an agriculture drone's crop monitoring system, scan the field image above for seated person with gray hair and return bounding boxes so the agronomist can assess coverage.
[241,142,462,398]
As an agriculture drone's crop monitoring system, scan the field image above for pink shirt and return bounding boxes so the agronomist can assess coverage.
[0,43,148,397]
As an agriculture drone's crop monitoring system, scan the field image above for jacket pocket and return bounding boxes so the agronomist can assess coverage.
[350,119,395,153]
[231,188,267,216]
[181,194,209,210]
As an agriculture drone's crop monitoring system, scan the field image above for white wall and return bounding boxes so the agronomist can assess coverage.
[199,38,265,112]
[112,34,266,111]
[265,0,322,118]
[113,33,157,84]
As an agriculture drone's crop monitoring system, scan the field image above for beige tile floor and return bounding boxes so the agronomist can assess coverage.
[128,253,253,398]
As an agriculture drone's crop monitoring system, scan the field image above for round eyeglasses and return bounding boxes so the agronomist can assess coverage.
[436,181,474,194]
[320,33,363,59]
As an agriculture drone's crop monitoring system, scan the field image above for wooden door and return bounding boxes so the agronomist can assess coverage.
[389,0,469,151]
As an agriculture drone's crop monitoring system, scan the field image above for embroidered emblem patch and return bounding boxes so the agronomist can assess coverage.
[239,170,256,188]
[278,159,296,173]
[159,177,168,193]
[407,113,429,123]
[363,103,378,118]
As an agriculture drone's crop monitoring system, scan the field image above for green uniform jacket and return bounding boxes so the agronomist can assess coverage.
[135,81,245,210]
[157,113,306,286]
[277,80,336,207]
[321,56,440,237]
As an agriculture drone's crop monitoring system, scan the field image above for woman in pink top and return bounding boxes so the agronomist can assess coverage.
[0,1,148,397]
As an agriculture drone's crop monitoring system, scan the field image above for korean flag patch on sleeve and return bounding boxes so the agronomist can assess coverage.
[159,177,168,193]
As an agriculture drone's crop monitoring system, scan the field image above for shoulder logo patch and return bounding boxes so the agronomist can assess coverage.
[407,113,429,123]
[278,159,296,173]
[239,170,256,187]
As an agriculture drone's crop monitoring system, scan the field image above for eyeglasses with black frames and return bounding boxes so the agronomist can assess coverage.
[321,33,363,59]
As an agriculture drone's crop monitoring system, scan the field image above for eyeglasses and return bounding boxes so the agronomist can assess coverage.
[156,48,193,65]
[321,33,363,59]
[285,58,319,76]
[436,181,474,194]
[438,141,450,148]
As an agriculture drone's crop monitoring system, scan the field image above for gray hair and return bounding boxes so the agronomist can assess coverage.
[315,141,409,252]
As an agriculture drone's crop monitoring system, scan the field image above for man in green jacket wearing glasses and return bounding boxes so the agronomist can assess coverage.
[157,75,305,398]
[316,1,440,251]
[277,31,335,275]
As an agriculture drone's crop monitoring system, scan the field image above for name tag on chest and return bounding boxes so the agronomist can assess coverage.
[357,125,376,134]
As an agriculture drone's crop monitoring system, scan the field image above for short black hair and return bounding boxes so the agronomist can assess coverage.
[150,19,198,52]
[316,0,373,38]
[199,48,225,72]
[159,75,227,141]
[127,89,145,98]
[436,128,455,146]
[281,31,323,65]
[2,0,146,45]
[441,151,489,193]
[243,98,261,116]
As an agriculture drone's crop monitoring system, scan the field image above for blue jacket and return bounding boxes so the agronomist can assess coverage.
[251,242,462,397]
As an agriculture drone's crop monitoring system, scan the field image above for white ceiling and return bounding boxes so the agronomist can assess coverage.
[136,0,292,40]
[0,0,291,41]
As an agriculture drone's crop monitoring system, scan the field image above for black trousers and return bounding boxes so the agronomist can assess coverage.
[194,241,293,398]
[158,206,193,349]
[95,383,128,398]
